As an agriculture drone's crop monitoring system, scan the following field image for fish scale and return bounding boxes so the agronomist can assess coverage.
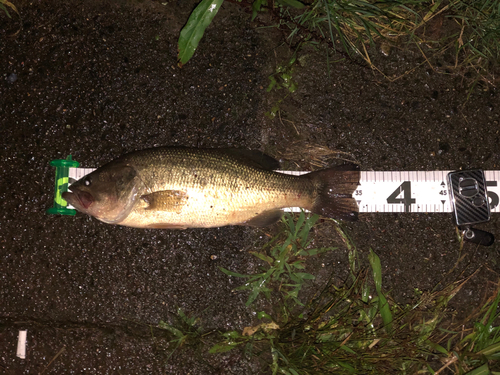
[120,149,315,228]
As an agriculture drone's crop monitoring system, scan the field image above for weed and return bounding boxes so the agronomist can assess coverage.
[285,0,422,57]
[267,56,299,94]
[158,308,203,362]
[215,216,500,374]
[430,282,500,373]
[0,0,17,19]
[178,1,499,86]
[153,214,500,373]
[265,55,300,119]
[220,211,334,307]
[449,0,500,64]
[178,0,305,66]
[1,0,21,36]
[447,0,500,89]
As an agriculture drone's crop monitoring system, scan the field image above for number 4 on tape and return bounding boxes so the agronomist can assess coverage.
[387,181,416,213]
[355,171,500,214]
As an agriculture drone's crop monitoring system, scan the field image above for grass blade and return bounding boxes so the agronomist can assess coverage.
[0,0,18,18]
[219,266,248,278]
[478,341,500,358]
[368,249,393,333]
[465,363,490,375]
[279,0,305,9]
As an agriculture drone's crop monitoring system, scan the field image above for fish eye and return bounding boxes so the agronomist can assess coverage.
[84,176,92,186]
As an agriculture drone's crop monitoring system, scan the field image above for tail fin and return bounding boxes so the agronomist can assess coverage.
[305,163,360,221]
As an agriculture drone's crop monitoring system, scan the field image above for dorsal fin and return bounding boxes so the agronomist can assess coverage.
[221,149,281,171]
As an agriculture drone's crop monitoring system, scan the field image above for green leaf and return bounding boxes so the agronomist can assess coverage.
[368,249,383,293]
[295,211,306,234]
[361,283,370,303]
[0,0,19,19]
[177,0,224,66]
[251,0,266,21]
[307,248,318,256]
[426,340,449,356]
[0,3,11,18]
[465,363,490,375]
[209,342,240,353]
[257,311,273,320]
[337,361,355,371]
[478,341,500,357]
[426,363,436,374]
[250,251,274,264]
[378,293,393,333]
[222,330,242,339]
[298,213,318,241]
[368,249,393,333]
[247,288,261,306]
[291,261,305,269]
[340,345,356,354]
[278,0,305,9]
[288,82,298,93]
[267,76,278,92]
[158,321,185,338]
[219,266,248,278]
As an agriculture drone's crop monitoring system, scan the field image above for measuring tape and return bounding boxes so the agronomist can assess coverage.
[47,156,498,245]
[357,170,499,214]
[62,167,500,213]
[50,162,500,214]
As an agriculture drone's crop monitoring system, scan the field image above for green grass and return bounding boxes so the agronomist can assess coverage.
[446,0,500,86]
[0,0,18,19]
[179,0,499,85]
[213,214,500,374]
[1,0,21,37]
[158,308,203,363]
[157,213,500,373]
[278,0,499,82]
[220,212,334,307]
[286,0,423,56]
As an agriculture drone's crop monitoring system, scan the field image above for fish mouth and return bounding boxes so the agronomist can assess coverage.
[62,188,94,210]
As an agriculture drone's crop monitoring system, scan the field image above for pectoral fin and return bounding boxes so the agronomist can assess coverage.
[141,190,188,213]
[243,209,283,227]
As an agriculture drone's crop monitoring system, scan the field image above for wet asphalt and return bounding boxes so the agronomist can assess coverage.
[1,0,499,373]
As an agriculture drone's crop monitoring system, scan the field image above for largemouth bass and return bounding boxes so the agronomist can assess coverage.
[62,147,360,229]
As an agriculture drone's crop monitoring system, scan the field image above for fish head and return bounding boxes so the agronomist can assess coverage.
[62,164,141,224]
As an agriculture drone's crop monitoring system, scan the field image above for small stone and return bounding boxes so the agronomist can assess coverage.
[6,73,17,83]
[438,142,450,155]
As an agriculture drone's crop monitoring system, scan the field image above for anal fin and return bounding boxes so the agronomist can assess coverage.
[243,209,283,227]
[147,223,188,229]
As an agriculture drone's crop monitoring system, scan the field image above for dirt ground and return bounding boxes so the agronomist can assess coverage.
[1,0,499,374]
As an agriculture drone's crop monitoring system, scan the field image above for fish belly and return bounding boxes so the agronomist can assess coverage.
[118,177,311,229]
